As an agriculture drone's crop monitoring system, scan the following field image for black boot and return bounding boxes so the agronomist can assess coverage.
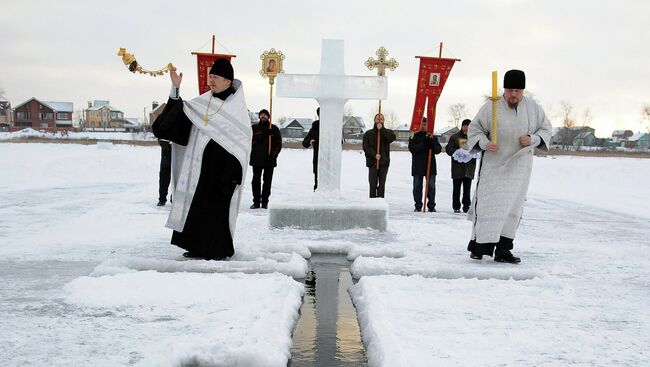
[157,200,166,206]
[494,250,521,264]
[469,252,483,260]
[250,203,260,209]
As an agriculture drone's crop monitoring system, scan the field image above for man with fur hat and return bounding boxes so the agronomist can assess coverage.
[465,69,551,264]
[152,58,252,260]
[445,119,477,213]
[249,108,282,209]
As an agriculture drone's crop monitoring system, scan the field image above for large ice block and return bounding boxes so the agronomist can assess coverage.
[269,195,388,231]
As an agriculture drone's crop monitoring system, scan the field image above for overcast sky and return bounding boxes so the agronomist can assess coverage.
[1,0,648,136]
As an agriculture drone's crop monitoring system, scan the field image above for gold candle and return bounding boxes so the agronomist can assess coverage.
[491,71,498,98]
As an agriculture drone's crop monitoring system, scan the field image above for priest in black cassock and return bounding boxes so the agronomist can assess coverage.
[152,59,252,260]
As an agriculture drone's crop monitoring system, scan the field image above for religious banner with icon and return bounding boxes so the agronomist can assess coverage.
[260,48,285,154]
[192,52,236,95]
[410,54,460,134]
[260,48,285,84]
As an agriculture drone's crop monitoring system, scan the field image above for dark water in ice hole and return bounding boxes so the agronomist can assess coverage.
[289,254,368,367]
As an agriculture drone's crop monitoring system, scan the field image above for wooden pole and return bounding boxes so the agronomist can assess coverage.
[268,82,273,155]
[212,35,215,54]
[422,148,432,212]
[439,42,443,58]
[491,71,498,144]
[376,129,381,170]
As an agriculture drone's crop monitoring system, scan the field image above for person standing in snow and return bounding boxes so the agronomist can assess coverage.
[466,69,552,263]
[445,119,476,213]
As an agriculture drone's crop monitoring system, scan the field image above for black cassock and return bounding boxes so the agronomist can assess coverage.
[152,90,242,259]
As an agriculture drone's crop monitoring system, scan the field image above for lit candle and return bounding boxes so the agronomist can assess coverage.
[491,71,498,98]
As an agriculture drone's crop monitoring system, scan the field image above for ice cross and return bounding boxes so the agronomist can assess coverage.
[277,39,387,192]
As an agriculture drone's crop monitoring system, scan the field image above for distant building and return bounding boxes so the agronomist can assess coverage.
[149,101,166,128]
[612,130,634,141]
[553,126,595,147]
[394,124,411,141]
[574,131,596,147]
[342,116,366,139]
[12,97,73,129]
[85,100,124,129]
[435,126,460,144]
[0,100,12,131]
[123,118,141,132]
[624,133,650,149]
[280,118,313,138]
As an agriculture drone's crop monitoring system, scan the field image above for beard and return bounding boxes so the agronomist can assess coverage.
[507,97,520,109]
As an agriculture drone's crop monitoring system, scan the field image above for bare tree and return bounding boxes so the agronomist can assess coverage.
[383,110,399,129]
[581,108,593,126]
[448,103,467,128]
[642,104,650,133]
[559,100,575,128]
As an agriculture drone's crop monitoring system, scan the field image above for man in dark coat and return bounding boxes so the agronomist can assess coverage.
[445,119,476,213]
[250,109,282,209]
[152,59,251,261]
[157,139,172,206]
[362,113,396,198]
[302,107,320,191]
[408,117,442,212]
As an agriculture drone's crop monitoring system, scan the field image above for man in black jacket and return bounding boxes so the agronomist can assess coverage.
[250,109,282,209]
[445,119,476,213]
[362,113,396,198]
[408,117,442,212]
[301,107,320,191]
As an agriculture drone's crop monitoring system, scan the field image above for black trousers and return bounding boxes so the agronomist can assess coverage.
[452,177,472,212]
[251,166,275,205]
[158,151,171,203]
[467,236,514,257]
[368,165,389,198]
[413,175,436,210]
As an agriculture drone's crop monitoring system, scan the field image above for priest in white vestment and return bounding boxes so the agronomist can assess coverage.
[466,70,551,263]
[152,59,252,260]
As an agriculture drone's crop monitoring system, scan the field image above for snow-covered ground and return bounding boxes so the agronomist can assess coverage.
[0,128,156,141]
[1,142,649,366]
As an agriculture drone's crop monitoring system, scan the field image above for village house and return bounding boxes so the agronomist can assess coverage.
[12,98,73,129]
[435,126,460,144]
[85,100,124,129]
[0,100,12,131]
[624,133,650,149]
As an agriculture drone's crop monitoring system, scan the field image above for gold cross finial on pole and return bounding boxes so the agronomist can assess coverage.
[365,46,398,114]
[365,46,399,77]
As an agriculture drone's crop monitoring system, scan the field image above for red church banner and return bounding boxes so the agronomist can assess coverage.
[410,56,459,134]
[192,52,237,95]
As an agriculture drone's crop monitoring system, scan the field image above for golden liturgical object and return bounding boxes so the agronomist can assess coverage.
[117,48,174,77]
